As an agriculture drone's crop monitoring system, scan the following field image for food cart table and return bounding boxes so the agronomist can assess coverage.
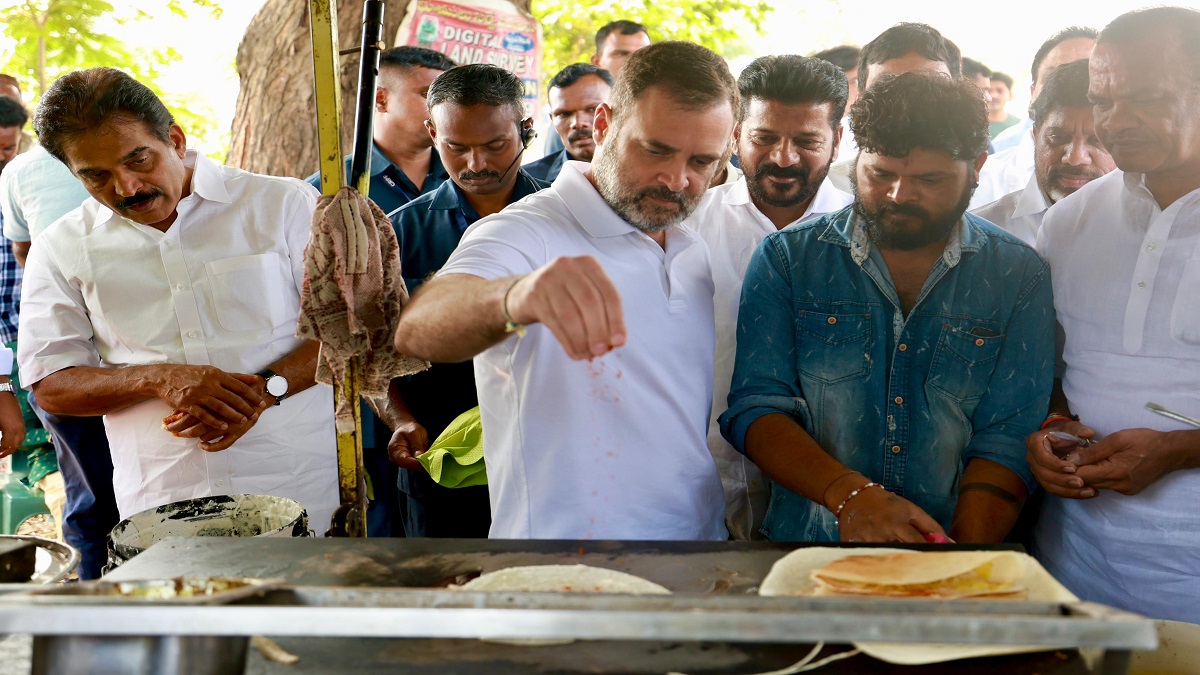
[0,537,1156,674]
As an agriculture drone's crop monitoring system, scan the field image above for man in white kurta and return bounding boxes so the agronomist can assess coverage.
[1026,10,1200,623]
[18,68,337,529]
[972,59,1115,246]
[687,55,853,540]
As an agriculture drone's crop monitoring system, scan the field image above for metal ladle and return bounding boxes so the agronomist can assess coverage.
[1146,402,1200,429]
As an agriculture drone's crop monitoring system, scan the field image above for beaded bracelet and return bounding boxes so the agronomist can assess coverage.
[834,482,881,526]
[1040,413,1079,430]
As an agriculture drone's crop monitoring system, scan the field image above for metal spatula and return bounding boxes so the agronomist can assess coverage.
[1146,402,1200,429]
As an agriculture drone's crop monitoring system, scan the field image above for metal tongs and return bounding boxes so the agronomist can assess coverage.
[1146,402,1200,429]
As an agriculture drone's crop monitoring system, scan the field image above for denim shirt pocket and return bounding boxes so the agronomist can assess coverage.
[795,309,872,385]
[927,323,1005,404]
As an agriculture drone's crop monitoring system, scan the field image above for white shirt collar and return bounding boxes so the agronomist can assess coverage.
[557,160,702,248]
[1013,172,1051,219]
[95,150,228,228]
[723,176,850,225]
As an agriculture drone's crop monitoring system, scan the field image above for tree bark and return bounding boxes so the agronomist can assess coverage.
[227,0,532,178]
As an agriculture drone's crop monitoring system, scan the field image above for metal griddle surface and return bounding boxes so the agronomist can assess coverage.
[102,537,1006,591]
[81,538,1125,674]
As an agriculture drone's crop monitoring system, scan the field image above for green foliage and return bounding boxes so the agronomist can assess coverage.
[0,0,222,154]
[533,0,772,82]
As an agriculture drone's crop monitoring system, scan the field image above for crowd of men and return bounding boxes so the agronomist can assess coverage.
[0,7,1195,625]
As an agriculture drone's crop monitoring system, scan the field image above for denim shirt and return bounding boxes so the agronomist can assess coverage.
[719,206,1054,542]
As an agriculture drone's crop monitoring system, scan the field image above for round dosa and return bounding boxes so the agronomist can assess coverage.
[458,564,669,647]
[460,564,671,595]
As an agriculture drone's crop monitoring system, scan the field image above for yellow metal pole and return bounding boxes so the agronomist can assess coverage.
[309,0,367,538]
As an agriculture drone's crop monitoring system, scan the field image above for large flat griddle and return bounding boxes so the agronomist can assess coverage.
[0,537,1155,674]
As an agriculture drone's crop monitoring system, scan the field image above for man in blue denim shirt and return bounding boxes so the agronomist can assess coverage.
[721,73,1054,544]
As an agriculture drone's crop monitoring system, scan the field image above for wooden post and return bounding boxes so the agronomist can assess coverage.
[308,0,367,538]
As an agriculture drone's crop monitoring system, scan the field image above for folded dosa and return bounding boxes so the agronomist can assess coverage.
[811,551,1026,599]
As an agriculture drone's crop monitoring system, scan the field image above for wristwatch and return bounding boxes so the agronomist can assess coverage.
[258,368,289,406]
[0,382,13,395]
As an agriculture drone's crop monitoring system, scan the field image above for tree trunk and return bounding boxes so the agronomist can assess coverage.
[227,0,532,177]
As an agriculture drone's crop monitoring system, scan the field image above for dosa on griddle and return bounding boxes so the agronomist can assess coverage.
[811,551,1026,599]
[460,564,670,595]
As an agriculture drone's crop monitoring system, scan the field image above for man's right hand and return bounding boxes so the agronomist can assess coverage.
[1025,421,1097,499]
[388,419,430,472]
[504,256,627,361]
[836,487,947,543]
[153,365,265,430]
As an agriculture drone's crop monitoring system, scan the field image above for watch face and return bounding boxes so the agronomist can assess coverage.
[266,375,289,398]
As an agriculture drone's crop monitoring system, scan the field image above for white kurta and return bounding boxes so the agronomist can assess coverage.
[438,162,727,541]
[687,177,852,540]
[17,151,338,529]
[1034,170,1200,623]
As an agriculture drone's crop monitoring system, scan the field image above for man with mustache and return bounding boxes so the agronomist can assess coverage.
[394,42,735,540]
[524,64,613,183]
[16,68,339,533]
[973,60,1115,246]
[386,64,547,538]
[721,73,1054,544]
[1026,7,1200,623]
[686,55,852,540]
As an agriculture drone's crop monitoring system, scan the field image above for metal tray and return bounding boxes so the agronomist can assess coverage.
[18,576,285,605]
[0,535,80,591]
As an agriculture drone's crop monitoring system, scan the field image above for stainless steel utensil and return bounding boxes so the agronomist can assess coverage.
[1146,402,1200,429]
[1048,431,1096,447]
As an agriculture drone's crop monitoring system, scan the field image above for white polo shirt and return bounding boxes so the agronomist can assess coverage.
[686,176,852,540]
[1033,170,1200,623]
[438,161,727,541]
[17,151,338,530]
[972,173,1050,246]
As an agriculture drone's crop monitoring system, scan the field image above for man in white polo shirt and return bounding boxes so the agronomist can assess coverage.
[17,68,338,531]
[394,42,734,540]
[687,55,852,540]
[1026,7,1200,622]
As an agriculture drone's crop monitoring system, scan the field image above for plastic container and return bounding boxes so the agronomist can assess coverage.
[105,494,309,573]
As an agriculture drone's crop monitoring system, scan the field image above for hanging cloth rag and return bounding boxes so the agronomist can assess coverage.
[297,186,428,431]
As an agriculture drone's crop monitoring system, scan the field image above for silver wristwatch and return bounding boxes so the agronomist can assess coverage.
[258,369,289,405]
[0,382,14,395]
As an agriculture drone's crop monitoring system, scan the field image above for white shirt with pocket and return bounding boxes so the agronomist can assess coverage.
[1033,169,1200,623]
[438,161,727,541]
[17,151,338,529]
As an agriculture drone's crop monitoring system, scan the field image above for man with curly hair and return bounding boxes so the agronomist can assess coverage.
[721,72,1055,544]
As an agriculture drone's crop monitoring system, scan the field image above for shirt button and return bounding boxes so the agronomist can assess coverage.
[1148,243,1156,251]
[894,396,903,405]
[1138,281,1147,288]
[898,344,908,352]
[175,283,188,291]
[187,330,200,338]
[827,316,838,325]
[975,338,985,346]
[891,445,902,454]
